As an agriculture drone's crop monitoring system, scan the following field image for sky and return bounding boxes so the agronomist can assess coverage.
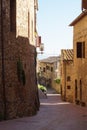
[37,0,82,59]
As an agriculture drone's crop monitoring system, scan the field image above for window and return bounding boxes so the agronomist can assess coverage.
[67,76,71,81]
[43,67,45,72]
[10,0,16,32]
[76,42,85,58]
[67,86,71,89]
[51,67,53,72]
[77,42,82,58]
[46,65,50,70]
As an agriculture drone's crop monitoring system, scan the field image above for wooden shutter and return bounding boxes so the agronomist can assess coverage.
[77,42,82,58]
[83,42,85,58]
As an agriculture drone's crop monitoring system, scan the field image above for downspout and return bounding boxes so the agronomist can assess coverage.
[1,0,6,120]
[64,60,66,101]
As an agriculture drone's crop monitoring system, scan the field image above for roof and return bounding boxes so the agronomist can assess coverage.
[61,49,73,61]
[39,56,60,64]
[69,10,87,26]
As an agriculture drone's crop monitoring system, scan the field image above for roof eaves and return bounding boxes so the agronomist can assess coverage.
[69,10,87,26]
[61,49,73,61]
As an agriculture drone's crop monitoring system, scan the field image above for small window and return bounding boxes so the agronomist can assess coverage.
[46,65,50,70]
[51,67,53,72]
[67,86,71,89]
[43,67,45,72]
[67,76,71,81]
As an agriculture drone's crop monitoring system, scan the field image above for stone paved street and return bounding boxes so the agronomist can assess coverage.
[0,89,87,130]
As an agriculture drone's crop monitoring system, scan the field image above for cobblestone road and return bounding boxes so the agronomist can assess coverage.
[0,89,87,130]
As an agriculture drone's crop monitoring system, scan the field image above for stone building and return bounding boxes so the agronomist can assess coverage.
[69,10,87,106]
[61,10,87,106]
[0,0,40,120]
[61,49,73,102]
[38,56,61,92]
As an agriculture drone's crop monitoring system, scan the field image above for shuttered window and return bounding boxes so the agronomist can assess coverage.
[76,42,85,58]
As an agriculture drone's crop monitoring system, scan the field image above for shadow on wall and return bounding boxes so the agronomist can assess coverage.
[0,35,40,120]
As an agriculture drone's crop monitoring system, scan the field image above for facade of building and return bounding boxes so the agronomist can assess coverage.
[70,10,87,106]
[61,49,73,102]
[38,56,61,92]
[0,0,40,120]
[61,10,87,106]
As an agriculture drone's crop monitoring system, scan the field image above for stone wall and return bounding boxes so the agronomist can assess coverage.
[65,63,73,103]
[0,0,39,120]
[61,60,73,103]
[73,15,87,106]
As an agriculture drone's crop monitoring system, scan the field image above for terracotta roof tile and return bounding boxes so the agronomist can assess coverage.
[61,49,73,61]
[39,56,60,63]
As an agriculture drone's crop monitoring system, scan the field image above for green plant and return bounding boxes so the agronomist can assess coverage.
[38,84,47,92]
[54,78,61,84]
[17,58,26,86]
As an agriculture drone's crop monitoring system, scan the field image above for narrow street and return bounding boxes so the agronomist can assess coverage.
[0,89,87,130]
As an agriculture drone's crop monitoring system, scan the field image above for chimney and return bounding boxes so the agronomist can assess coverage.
[82,0,87,11]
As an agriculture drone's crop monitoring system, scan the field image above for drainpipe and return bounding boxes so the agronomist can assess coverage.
[1,0,6,120]
[64,60,66,101]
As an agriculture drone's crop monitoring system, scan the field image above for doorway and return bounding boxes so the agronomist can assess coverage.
[75,80,78,100]
[80,80,82,101]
